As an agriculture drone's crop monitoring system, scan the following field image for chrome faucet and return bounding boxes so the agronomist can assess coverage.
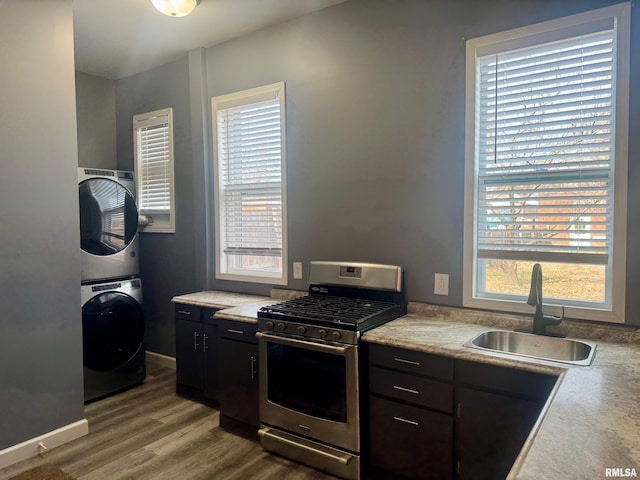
[526,263,564,337]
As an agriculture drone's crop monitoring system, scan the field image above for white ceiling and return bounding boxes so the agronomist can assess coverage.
[73,0,347,80]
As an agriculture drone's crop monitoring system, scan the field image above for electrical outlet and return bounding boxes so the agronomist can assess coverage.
[293,262,303,280]
[434,273,449,296]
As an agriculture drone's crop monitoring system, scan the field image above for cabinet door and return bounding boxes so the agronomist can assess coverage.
[370,396,452,480]
[218,338,259,427]
[455,387,542,480]
[175,319,203,389]
[202,323,218,401]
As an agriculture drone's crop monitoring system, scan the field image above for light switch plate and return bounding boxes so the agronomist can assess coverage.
[434,273,449,296]
[293,262,303,279]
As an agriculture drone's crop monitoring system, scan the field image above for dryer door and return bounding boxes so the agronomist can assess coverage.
[82,292,145,371]
[79,178,138,256]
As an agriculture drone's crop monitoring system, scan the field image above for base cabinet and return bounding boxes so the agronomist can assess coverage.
[454,360,556,480]
[175,316,203,389]
[218,319,259,435]
[368,344,454,480]
[175,304,220,403]
[366,343,557,480]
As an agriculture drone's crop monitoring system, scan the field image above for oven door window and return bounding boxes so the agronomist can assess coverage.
[266,342,347,423]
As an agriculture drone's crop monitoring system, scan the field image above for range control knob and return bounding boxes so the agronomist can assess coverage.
[265,321,275,330]
[331,331,342,341]
[276,322,286,332]
[318,329,328,338]
[296,326,306,335]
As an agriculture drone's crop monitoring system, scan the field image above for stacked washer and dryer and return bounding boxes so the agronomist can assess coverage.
[78,168,146,402]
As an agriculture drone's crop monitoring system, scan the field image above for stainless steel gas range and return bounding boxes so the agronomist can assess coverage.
[257,261,407,480]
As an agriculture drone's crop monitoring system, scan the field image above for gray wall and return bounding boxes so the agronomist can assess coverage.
[115,57,195,355]
[0,0,84,450]
[116,0,640,358]
[75,71,117,169]
[205,0,640,318]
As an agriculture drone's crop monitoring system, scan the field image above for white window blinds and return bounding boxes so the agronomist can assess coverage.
[217,97,283,258]
[476,28,616,266]
[133,108,175,233]
[135,113,172,213]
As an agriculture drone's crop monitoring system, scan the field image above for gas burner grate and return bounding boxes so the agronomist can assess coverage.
[260,295,398,324]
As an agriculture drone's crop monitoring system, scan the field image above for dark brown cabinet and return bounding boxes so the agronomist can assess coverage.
[174,304,220,403]
[218,318,259,436]
[454,360,557,480]
[366,343,558,480]
[368,344,454,480]
[202,309,219,401]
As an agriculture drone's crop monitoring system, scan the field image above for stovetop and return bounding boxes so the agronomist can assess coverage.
[258,262,406,343]
[258,291,407,344]
[259,294,400,325]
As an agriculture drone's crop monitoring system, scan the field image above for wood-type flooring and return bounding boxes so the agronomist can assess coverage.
[0,363,335,480]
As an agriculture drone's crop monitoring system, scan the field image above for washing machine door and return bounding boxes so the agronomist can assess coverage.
[82,291,145,371]
[79,178,138,256]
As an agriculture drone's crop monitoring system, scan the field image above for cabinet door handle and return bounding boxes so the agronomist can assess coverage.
[393,385,419,395]
[203,334,208,352]
[227,328,244,335]
[456,402,461,418]
[250,356,257,379]
[178,310,191,315]
[393,416,419,426]
[193,332,200,350]
[393,357,420,366]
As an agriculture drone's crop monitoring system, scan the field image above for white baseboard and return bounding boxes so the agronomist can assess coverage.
[0,419,88,469]
[146,350,176,370]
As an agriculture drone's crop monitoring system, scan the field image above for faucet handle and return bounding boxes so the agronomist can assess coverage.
[542,305,564,326]
[551,305,565,321]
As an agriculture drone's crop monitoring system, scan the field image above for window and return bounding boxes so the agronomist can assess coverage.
[463,4,630,323]
[133,108,175,233]
[212,82,287,285]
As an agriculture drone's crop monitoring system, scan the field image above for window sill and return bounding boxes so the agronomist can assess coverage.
[216,271,287,286]
[462,296,624,324]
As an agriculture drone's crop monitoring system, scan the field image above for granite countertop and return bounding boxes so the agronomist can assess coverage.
[172,290,277,324]
[213,299,281,324]
[363,303,640,480]
[171,290,271,310]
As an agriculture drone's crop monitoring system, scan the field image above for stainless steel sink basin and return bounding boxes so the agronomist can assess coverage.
[464,330,597,366]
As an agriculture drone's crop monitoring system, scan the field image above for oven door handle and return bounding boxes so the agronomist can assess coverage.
[256,331,348,355]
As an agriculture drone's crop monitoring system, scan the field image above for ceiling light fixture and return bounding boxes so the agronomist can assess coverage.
[149,0,201,17]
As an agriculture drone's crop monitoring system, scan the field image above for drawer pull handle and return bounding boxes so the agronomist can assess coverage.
[393,357,420,366]
[250,356,257,379]
[393,385,419,395]
[178,310,191,315]
[393,416,419,426]
[227,329,244,335]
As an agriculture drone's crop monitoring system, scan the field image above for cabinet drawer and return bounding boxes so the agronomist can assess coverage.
[370,365,452,413]
[175,303,200,321]
[370,396,452,480]
[201,307,221,325]
[369,344,453,381]
[218,319,258,343]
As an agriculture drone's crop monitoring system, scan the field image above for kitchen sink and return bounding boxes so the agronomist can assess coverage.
[464,330,597,366]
